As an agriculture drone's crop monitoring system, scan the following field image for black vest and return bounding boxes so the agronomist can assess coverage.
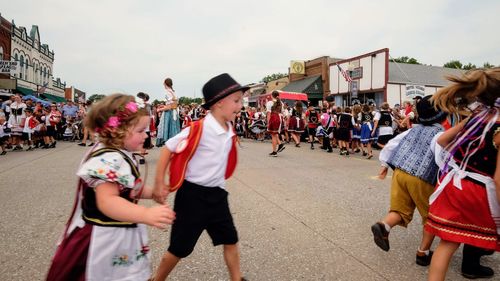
[361,112,373,123]
[379,111,392,127]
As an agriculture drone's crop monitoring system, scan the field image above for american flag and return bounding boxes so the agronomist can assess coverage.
[36,82,48,95]
[337,64,352,83]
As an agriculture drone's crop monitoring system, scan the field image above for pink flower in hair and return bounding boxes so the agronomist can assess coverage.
[125,101,138,113]
[106,116,121,128]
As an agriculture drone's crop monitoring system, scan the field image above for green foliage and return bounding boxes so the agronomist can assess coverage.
[483,62,496,68]
[443,60,463,69]
[443,60,495,70]
[462,63,477,70]
[87,94,106,103]
[178,96,203,105]
[390,56,421,65]
[260,73,288,83]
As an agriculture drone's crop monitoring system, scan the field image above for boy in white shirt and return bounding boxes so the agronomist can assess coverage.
[152,73,248,281]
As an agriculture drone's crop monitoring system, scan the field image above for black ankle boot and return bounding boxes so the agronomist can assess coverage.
[461,244,495,279]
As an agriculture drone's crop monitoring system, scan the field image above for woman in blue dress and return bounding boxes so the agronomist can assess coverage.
[156,78,180,147]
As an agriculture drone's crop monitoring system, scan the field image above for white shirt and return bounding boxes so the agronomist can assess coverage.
[166,113,235,188]
[266,100,274,113]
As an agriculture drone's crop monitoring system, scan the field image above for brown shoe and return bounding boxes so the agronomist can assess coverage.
[371,222,390,251]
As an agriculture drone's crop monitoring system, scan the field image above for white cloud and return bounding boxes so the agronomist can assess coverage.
[2,0,499,101]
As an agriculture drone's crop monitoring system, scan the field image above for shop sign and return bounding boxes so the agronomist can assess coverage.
[0,60,18,74]
[350,67,363,79]
[406,84,425,98]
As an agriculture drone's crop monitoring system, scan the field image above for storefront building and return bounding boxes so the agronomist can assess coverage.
[10,19,66,101]
[329,48,464,107]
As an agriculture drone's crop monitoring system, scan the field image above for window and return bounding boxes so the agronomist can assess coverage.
[13,54,18,77]
[25,58,29,81]
[20,55,24,79]
[0,46,3,60]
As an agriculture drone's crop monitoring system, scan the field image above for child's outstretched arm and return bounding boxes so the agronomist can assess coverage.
[153,147,172,204]
[437,118,467,148]
[494,131,500,202]
[96,182,175,229]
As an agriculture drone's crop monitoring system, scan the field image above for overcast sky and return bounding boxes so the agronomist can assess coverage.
[2,0,499,101]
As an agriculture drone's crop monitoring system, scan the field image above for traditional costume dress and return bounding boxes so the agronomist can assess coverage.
[46,145,151,281]
[359,112,374,144]
[267,107,282,134]
[287,108,305,133]
[156,86,180,147]
[426,110,500,251]
[8,101,26,137]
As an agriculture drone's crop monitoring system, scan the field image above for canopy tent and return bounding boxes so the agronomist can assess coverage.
[275,91,308,101]
[22,95,51,107]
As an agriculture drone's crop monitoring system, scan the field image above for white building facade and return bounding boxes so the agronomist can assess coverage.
[11,23,66,101]
[329,48,464,107]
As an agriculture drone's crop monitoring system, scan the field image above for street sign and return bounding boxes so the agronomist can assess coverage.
[0,60,18,74]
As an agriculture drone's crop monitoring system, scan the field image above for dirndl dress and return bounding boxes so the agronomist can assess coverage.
[425,118,500,251]
[156,109,180,147]
[288,116,305,133]
[267,112,282,134]
[360,122,373,144]
[46,146,151,280]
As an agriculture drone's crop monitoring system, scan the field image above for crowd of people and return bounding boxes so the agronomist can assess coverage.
[231,93,424,159]
[0,94,93,155]
[2,68,499,281]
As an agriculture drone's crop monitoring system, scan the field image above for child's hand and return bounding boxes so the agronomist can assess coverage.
[144,205,175,229]
[378,167,388,180]
[153,183,170,204]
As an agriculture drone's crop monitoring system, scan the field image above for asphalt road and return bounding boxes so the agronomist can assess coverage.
[0,139,498,280]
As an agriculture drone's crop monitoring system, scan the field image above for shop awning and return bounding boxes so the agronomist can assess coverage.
[16,86,34,96]
[281,75,323,100]
[42,93,66,103]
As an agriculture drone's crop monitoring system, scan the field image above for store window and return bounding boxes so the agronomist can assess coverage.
[13,54,18,77]
[20,55,24,79]
[25,58,29,80]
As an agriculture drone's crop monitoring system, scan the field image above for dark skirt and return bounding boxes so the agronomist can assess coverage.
[267,113,282,133]
[288,116,305,133]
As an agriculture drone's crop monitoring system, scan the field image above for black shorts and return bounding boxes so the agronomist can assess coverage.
[0,135,9,145]
[22,132,31,141]
[308,127,316,136]
[168,180,238,258]
[377,134,394,145]
[46,126,55,137]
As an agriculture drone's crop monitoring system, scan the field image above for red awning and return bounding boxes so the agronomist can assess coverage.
[277,91,308,101]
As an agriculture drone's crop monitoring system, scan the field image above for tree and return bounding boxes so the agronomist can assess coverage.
[87,94,106,103]
[178,96,203,105]
[483,62,496,68]
[390,56,421,65]
[443,60,463,69]
[260,73,288,83]
[462,63,477,70]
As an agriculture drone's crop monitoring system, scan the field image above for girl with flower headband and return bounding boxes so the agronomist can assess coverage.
[46,94,175,281]
[425,68,500,281]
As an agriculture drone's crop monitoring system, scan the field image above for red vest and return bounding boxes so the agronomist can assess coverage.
[169,119,238,192]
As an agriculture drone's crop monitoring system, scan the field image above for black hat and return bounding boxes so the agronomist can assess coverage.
[416,95,447,125]
[202,73,249,109]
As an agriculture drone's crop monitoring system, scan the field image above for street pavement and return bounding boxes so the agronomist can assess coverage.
[0,139,498,281]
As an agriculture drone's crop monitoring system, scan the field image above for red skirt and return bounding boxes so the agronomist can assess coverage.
[288,116,305,133]
[425,178,500,251]
[267,113,282,133]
